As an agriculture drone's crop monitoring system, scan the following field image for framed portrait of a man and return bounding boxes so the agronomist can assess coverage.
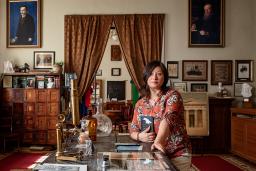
[189,0,225,47]
[7,0,41,48]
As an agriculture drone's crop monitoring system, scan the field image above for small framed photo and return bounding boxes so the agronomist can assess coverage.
[173,82,187,92]
[111,45,122,61]
[189,0,225,47]
[34,51,55,69]
[111,68,121,76]
[37,80,45,89]
[182,60,208,81]
[234,82,243,97]
[96,69,102,76]
[26,76,35,88]
[7,0,41,48]
[191,83,208,92]
[45,76,55,88]
[235,60,254,82]
[167,61,179,78]
[211,60,233,85]
[3,76,13,88]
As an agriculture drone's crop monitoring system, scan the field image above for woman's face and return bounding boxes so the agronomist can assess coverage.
[147,66,164,91]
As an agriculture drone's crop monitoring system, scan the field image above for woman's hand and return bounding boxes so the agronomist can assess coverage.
[138,126,156,142]
[151,141,166,154]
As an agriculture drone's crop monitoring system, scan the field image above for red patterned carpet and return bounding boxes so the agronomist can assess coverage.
[0,152,47,171]
[192,154,256,171]
[192,155,242,171]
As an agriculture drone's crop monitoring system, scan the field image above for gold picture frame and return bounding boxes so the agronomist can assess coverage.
[7,0,41,48]
[189,0,225,47]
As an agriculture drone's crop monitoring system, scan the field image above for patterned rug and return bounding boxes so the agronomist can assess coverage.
[192,154,256,171]
[0,152,48,171]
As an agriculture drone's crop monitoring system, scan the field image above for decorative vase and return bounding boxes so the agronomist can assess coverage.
[94,98,112,137]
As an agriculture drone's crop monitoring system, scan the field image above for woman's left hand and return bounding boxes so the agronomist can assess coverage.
[151,141,166,154]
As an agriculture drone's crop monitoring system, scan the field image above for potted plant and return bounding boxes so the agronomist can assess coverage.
[52,61,64,73]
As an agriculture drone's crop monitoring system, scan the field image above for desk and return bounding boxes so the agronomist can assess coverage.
[41,133,177,170]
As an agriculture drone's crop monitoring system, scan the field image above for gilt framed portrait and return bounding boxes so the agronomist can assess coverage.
[7,0,41,48]
[111,45,122,61]
[235,60,254,82]
[182,60,208,81]
[189,0,225,47]
[167,61,179,78]
[211,60,232,85]
[34,51,55,69]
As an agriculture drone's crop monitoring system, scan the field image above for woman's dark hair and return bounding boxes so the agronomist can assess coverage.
[139,60,169,97]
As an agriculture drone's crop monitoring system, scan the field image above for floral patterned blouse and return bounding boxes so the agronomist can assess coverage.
[130,88,191,158]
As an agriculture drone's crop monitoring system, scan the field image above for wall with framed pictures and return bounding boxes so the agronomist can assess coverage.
[167,59,254,97]
[1,1,255,101]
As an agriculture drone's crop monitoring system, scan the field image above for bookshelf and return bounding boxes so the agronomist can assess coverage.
[0,72,62,145]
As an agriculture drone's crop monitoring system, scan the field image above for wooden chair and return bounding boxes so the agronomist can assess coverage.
[118,104,134,133]
[0,116,21,152]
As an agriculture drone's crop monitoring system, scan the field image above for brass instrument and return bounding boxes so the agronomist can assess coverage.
[55,79,82,161]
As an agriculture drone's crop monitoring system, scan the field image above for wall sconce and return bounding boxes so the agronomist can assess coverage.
[110,27,118,41]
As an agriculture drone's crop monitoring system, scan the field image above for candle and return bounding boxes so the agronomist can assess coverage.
[70,79,80,126]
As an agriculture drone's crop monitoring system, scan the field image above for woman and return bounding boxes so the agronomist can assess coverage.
[129,61,192,170]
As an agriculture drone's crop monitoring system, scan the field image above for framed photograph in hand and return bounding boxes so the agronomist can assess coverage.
[189,0,225,47]
[235,60,254,82]
[7,0,41,48]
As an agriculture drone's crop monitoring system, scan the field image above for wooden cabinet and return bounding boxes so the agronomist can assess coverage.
[191,97,234,154]
[0,73,61,145]
[231,108,256,163]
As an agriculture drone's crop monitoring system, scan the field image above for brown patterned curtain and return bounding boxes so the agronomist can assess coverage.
[64,15,113,97]
[114,14,165,90]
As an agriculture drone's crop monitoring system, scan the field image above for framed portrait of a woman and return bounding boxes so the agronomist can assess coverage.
[189,0,225,47]
[7,0,41,48]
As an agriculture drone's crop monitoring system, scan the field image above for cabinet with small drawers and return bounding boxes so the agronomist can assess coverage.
[0,72,61,145]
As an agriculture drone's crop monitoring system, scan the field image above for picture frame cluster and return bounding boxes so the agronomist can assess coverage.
[2,75,60,89]
[168,59,254,95]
